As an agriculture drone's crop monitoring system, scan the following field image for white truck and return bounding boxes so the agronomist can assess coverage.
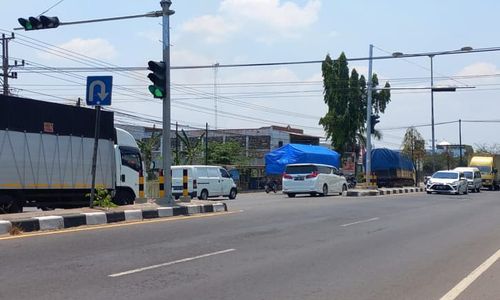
[0,95,142,213]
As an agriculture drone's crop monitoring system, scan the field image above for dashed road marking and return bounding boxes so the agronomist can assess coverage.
[109,248,236,277]
[341,217,380,227]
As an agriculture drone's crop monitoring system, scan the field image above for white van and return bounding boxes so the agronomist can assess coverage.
[171,165,238,200]
[454,167,482,192]
[282,163,348,197]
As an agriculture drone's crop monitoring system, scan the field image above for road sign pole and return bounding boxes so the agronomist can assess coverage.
[160,0,174,206]
[89,105,102,208]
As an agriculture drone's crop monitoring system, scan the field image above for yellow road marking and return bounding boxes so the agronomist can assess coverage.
[0,210,241,241]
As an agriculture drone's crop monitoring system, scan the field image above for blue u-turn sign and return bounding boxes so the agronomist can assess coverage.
[86,76,113,106]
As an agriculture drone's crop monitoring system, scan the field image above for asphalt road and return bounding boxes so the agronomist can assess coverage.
[2,190,500,300]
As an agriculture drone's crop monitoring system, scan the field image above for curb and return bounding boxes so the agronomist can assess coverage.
[346,187,425,197]
[0,203,228,235]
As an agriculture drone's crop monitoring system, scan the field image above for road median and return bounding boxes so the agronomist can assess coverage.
[346,186,425,197]
[0,201,227,236]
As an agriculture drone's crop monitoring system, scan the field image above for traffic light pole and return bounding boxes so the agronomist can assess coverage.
[365,44,374,187]
[160,0,174,206]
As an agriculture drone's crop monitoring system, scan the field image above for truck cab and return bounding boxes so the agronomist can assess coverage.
[469,155,500,191]
[114,128,143,204]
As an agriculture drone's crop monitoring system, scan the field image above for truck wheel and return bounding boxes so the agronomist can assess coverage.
[198,189,208,200]
[114,190,135,205]
[228,188,237,200]
[0,196,22,214]
[287,193,296,198]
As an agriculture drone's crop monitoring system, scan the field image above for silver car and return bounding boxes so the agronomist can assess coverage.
[426,170,468,195]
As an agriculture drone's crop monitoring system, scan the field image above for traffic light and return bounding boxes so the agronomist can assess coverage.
[18,16,60,31]
[370,114,380,132]
[147,60,166,98]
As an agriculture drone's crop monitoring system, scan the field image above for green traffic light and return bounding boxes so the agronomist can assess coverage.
[148,85,165,98]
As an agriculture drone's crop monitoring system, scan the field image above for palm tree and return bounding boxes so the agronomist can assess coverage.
[175,129,205,165]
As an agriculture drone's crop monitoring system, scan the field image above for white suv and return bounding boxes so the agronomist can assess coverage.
[282,163,348,198]
[426,170,468,195]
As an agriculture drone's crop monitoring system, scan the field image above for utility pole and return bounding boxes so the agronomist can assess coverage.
[205,122,209,165]
[1,33,24,95]
[459,119,463,166]
[160,0,174,205]
[365,44,374,187]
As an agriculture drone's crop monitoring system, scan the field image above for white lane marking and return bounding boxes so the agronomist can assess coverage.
[109,248,235,278]
[440,248,500,300]
[341,217,380,227]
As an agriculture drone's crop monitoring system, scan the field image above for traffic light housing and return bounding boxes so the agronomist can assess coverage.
[18,16,60,31]
[147,60,166,99]
[370,114,380,132]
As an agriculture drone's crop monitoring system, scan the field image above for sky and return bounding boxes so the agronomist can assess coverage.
[1,0,500,151]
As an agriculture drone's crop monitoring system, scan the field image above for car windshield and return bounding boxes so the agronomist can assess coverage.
[463,171,473,179]
[470,165,491,174]
[432,172,458,179]
[285,165,317,174]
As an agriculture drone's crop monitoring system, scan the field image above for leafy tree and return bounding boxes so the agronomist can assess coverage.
[474,143,500,154]
[137,127,161,180]
[175,129,205,164]
[319,52,391,155]
[208,141,248,166]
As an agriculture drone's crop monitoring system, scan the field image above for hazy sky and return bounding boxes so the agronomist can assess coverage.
[1,0,500,150]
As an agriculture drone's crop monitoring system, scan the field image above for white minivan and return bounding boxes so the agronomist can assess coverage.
[171,165,238,200]
[454,167,482,192]
[282,163,348,197]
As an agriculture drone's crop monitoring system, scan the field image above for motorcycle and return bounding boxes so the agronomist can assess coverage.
[265,182,278,193]
[346,175,357,189]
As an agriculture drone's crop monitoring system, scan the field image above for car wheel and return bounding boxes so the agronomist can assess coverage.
[321,184,328,197]
[287,193,296,198]
[477,187,481,193]
[198,189,208,200]
[427,191,431,194]
[228,188,237,200]
[340,184,347,196]
[310,192,317,197]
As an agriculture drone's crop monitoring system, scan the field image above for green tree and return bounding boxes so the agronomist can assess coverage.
[208,141,248,165]
[137,127,161,180]
[319,52,391,155]
[175,129,205,164]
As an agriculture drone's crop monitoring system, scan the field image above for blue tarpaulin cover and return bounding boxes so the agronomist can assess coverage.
[265,144,341,175]
[367,148,414,171]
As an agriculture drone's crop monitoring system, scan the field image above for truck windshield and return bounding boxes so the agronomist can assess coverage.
[470,166,491,174]
[432,172,458,179]
[120,146,142,172]
[285,165,317,174]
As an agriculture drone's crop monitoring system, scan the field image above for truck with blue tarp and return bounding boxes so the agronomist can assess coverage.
[265,144,341,175]
[365,148,415,187]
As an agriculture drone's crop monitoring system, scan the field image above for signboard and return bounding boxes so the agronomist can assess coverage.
[86,76,113,106]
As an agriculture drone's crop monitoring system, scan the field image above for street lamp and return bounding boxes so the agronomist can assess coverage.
[392,47,472,172]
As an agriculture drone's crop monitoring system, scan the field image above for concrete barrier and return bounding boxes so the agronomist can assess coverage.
[35,216,64,231]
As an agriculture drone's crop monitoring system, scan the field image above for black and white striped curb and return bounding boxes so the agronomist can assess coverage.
[346,187,425,197]
[0,203,227,235]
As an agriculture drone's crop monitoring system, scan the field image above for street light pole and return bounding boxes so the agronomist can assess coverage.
[430,55,436,173]
[366,44,374,186]
[160,0,174,205]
